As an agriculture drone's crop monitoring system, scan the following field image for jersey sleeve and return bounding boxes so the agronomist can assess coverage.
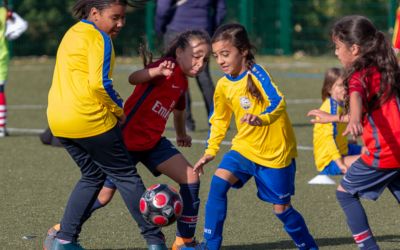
[249,64,286,125]
[319,99,342,160]
[88,33,124,118]
[205,81,232,156]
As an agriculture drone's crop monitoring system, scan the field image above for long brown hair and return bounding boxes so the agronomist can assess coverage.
[321,67,343,101]
[139,30,210,67]
[331,15,400,112]
[212,23,263,103]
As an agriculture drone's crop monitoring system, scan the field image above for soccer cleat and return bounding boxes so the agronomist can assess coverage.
[307,175,336,185]
[51,239,85,250]
[44,224,60,250]
[172,237,199,250]
[148,243,168,250]
[180,242,208,250]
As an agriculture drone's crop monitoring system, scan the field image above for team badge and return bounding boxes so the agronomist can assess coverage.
[240,96,251,110]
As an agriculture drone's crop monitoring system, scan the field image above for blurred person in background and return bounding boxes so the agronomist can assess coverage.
[155,0,226,131]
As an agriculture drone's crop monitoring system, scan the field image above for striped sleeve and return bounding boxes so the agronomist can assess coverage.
[88,30,124,118]
[250,64,285,125]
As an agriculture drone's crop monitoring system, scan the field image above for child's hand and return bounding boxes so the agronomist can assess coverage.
[240,113,262,126]
[158,60,175,78]
[307,109,335,123]
[176,134,192,147]
[193,154,214,176]
[343,118,363,139]
[118,114,126,125]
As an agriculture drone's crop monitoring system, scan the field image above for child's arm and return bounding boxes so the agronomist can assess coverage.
[307,109,349,123]
[334,157,348,174]
[128,60,175,85]
[343,92,363,138]
[173,109,192,147]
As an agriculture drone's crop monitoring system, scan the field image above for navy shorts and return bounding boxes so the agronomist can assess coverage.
[321,143,362,175]
[104,137,180,189]
[218,150,295,205]
[340,158,400,202]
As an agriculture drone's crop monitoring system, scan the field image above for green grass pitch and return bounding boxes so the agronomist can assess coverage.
[1,56,400,249]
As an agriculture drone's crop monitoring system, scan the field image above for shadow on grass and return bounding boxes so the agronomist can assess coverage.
[88,234,400,250]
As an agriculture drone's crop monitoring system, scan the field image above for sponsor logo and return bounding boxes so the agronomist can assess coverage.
[204,228,212,234]
[240,96,251,110]
[172,83,180,89]
[152,100,176,120]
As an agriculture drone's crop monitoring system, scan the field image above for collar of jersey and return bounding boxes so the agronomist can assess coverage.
[225,70,248,82]
[81,19,96,27]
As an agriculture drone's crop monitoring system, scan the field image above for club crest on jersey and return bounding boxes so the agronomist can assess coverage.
[240,96,251,110]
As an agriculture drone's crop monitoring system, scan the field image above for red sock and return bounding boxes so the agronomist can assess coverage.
[0,91,6,128]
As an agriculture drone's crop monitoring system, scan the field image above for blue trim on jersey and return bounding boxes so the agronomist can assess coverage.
[225,69,248,81]
[367,115,381,168]
[251,64,283,114]
[82,19,123,108]
[330,98,338,138]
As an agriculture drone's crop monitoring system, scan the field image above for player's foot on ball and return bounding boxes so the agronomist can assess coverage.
[43,224,60,250]
[172,237,199,250]
[148,243,168,250]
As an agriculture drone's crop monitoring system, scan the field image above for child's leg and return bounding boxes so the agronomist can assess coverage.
[153,150,200,247]
[256,160,318,249]
[274,204,318,250]
[336,188,379,250]
[203,174,232,250]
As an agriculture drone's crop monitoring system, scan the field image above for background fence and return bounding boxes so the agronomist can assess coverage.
[10,0,399,56]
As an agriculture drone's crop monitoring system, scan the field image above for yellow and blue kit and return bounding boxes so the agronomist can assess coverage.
[313,98,348,172]
[205,64,297,168]
[47,20,124,138]
[203,64,319,250]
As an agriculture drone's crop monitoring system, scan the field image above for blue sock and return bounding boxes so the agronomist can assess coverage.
[176,182,200,238]
[336,191,379,250]
[203,176,231,250]
[275,206,318,250]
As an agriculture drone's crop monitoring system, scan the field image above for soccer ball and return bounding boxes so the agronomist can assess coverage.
[140,184,183,227]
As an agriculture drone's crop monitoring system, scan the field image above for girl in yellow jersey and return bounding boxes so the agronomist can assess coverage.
[46,1,166,250]
[309,68,362,181]
[191,23,318,250]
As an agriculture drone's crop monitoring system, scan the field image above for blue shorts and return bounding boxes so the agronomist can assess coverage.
[218,150,295,204]
[104,137,179,188]
[341,158,400,202]
[320,144,362,176]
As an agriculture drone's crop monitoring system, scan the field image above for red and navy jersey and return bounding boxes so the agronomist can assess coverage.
[349,67,400,169]
[122,58,187,151]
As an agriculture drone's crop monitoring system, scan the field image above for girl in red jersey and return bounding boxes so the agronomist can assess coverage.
[310,16,400,250]
[45,30,210,250]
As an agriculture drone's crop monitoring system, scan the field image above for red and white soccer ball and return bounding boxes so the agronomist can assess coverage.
[140,184,183,227]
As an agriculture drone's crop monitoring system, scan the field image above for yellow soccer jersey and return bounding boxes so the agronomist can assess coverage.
[205,64,297,168]
[47,20,124,138]
[0,7,9,82]
[313,98,348,171]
